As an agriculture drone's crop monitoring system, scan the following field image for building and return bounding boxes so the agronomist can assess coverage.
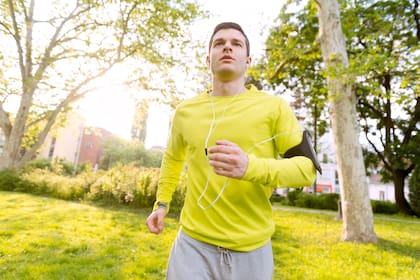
[38,114,113,168]
[77,127,112,168]
[38,114,85,166]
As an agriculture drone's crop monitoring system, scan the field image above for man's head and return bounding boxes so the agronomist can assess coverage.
[207,22,251,82]
[208,22,250,56]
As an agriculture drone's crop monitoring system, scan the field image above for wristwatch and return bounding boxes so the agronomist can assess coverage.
[157,202,168,209]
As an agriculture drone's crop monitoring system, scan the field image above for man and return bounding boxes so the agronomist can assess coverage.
[146,22,319,280]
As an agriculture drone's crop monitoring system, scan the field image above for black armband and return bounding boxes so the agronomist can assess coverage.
[284,130,322,174]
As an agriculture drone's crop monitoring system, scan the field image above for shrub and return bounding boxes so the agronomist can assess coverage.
[50,158,76,176]
[270,194,286,204]
[2,164,187,213]
[86,164,162,208]
[287,192,340,211]
[21,169,87,200]
[371,200,400,214]
[0,169,34,192]
[169,173,187,212]
[24,158,51,171]
[286,188,303,206]
[295,192,318,209]
[317,193,340,211]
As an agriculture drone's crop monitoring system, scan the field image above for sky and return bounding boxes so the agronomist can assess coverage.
[76,0,286,148]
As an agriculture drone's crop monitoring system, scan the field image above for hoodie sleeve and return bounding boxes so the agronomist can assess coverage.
[153,109,187,212]
[241,98,316,187]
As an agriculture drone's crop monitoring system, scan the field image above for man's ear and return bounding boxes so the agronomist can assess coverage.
[246,56,252,66]
[206,56,210,66]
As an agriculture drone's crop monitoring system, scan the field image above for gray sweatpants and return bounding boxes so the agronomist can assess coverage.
[166,230,274,280]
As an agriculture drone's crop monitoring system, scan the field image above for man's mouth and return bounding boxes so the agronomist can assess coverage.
[220,55,234,61]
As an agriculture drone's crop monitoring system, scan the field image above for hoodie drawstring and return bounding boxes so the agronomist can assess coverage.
[217,246,233,271]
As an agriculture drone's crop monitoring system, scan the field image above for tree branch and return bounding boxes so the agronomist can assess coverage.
[363,126,392,172]
[402,95,420,145]
[22,50,132,162]
[32,3,92,91]
[7,0,26,82]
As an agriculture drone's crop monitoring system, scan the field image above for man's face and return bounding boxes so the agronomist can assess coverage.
[207,28,251,82]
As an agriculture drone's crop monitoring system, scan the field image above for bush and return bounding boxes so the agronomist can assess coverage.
[295,192,318,209]
[24,158,51,171]
[21,169,89,200]
[2,163,187,213]
[371,200,400,214]
[85,163,187,210]
[317,193,340,211]
[270,194,286,203]
[0,169,34,192]
[286,188,303,206]
[87,164,156,206]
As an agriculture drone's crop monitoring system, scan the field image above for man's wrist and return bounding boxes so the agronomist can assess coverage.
[157,202,168,209]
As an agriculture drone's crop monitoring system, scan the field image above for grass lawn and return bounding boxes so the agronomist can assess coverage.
[1,191,419,280]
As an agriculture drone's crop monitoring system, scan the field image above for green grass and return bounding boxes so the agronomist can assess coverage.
[1,192,419,280]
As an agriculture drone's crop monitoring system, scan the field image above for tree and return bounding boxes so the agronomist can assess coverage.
[260,0,419,216]
[344,0,419,216]
[251,0,329,163]
[99,135,162,169]
[131,99,149,142]
[409,166,420,217]
[0,0,202,169]
[316,0,377,242]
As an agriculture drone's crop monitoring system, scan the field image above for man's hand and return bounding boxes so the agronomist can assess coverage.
[146,208,166,234]
[207,140,249,179]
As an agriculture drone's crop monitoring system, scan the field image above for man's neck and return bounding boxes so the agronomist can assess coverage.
[211,79,247,96]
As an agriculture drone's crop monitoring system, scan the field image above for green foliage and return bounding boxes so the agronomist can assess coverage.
[87,164,159,206]
[294,193,340,211]
[371,200,400,215]
[50,158,76,176]
[11,163,185,211]
[270,193,287,203]
[20,169,88,201]
[255,0,328,136]
[286,188,303,206]
[99,136,163,170]
[0,0,204,169]
[0,169,33,192]
[24,158,51,170]
[282,191,398,214]
[261,0,419,215]
[409,166,420,216]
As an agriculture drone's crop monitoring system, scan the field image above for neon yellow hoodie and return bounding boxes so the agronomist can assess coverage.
[154,85,316,251]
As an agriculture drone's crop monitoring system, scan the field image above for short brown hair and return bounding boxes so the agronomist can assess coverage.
[208,22,250,56]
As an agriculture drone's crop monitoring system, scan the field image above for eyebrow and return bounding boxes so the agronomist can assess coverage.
[212,38,244,46]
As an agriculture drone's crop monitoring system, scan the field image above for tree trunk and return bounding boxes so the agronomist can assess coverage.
[316,0,377,243]
[393,169,415,216]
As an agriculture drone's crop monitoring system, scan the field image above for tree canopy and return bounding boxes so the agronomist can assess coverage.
[0,0,203,169]
[257,0,419,215]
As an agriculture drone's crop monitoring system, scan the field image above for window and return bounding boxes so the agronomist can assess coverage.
[379,191,385,201]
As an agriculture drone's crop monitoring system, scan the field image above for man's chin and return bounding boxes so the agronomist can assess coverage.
[215,69,238,81]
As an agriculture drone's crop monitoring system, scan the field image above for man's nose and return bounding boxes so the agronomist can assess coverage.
[223,43,232,52]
